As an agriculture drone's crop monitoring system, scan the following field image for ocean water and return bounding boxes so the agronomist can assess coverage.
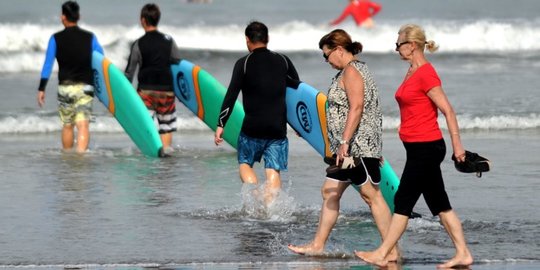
[1,0,539,269]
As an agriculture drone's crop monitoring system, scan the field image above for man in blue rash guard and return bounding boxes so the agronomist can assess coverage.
[38,1,103,153]
[214,21,300,206]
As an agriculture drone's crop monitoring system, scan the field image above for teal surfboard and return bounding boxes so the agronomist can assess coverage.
[92,51,164,157]
[171,59,244,148]
[286,83,399,212]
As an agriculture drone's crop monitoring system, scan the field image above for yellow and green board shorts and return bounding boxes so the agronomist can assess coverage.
[57,84,93,125]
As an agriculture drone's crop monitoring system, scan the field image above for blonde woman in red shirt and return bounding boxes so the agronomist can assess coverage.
[356,24,473,268]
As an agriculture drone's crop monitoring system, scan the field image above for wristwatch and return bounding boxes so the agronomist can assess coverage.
[339,139,349,145]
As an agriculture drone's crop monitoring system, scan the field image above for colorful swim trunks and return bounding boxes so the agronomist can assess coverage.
[138,89,177,134]
[57,84,93,125]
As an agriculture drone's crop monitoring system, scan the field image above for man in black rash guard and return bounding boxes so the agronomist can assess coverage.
[214,21,300,206]
[38,1,104,153]
[125,3,181,153]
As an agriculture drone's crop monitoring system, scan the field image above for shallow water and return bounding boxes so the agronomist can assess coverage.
[1,130,539,269]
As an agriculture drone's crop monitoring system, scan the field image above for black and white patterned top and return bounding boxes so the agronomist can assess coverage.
[326,60,382,158]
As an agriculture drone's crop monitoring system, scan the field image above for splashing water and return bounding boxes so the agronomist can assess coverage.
[240,183,297,222]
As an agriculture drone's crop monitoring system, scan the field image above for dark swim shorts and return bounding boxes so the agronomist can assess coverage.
[237,132,288,171]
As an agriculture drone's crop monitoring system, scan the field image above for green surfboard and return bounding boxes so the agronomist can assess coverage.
[92,51,163,157]
[171,59,244,148]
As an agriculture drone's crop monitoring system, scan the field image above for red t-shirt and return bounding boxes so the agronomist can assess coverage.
[330,0,382,26]
[395,63,443,142]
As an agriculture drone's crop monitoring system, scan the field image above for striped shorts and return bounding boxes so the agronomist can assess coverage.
[138,89,177,134]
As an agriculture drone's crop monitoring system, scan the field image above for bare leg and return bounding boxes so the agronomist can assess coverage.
[75,120,89,153]
[239,163,258,184]
[62,124,74,150]
[288,179,349,255]
[358,182,401,262]
[160,132,172,149]
[263,168,281,206]
[355,213,409,267]
[436,210,473,268]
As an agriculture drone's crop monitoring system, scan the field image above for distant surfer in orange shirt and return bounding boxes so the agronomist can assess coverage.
[330,0,382,28]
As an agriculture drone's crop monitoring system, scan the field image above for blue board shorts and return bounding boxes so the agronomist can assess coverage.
[237,132,288,171]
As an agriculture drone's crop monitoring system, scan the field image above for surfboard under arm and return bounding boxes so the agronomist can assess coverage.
[92,51,164,157]
[171,59,245,148]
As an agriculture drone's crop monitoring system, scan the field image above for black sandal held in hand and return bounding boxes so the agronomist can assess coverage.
[452,150,491,178]
[324,155,362,174]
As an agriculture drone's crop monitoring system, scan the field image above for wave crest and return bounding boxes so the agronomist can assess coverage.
[1,19,540,73]
[1,113,539,134]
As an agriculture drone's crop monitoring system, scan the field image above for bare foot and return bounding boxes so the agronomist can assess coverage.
[355,250,389,267]
[386,246,402,263]
[436,253,473,269]
[287,243,324,256]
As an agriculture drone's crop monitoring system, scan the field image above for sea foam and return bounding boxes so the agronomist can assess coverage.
[1,19,540,73]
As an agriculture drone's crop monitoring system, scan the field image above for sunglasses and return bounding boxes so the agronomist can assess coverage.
[395,41,410,50]
[323,47,338,62]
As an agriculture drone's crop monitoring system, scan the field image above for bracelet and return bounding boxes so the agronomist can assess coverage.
[339,139,349,145]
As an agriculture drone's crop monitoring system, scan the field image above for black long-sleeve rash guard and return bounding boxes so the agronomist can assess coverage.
[218,47,299,139]
[124,30,181,91]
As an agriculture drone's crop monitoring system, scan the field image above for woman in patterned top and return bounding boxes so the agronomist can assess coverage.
[288,29,399,261]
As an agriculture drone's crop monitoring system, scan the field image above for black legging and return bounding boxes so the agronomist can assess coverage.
[393,139,452,216]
